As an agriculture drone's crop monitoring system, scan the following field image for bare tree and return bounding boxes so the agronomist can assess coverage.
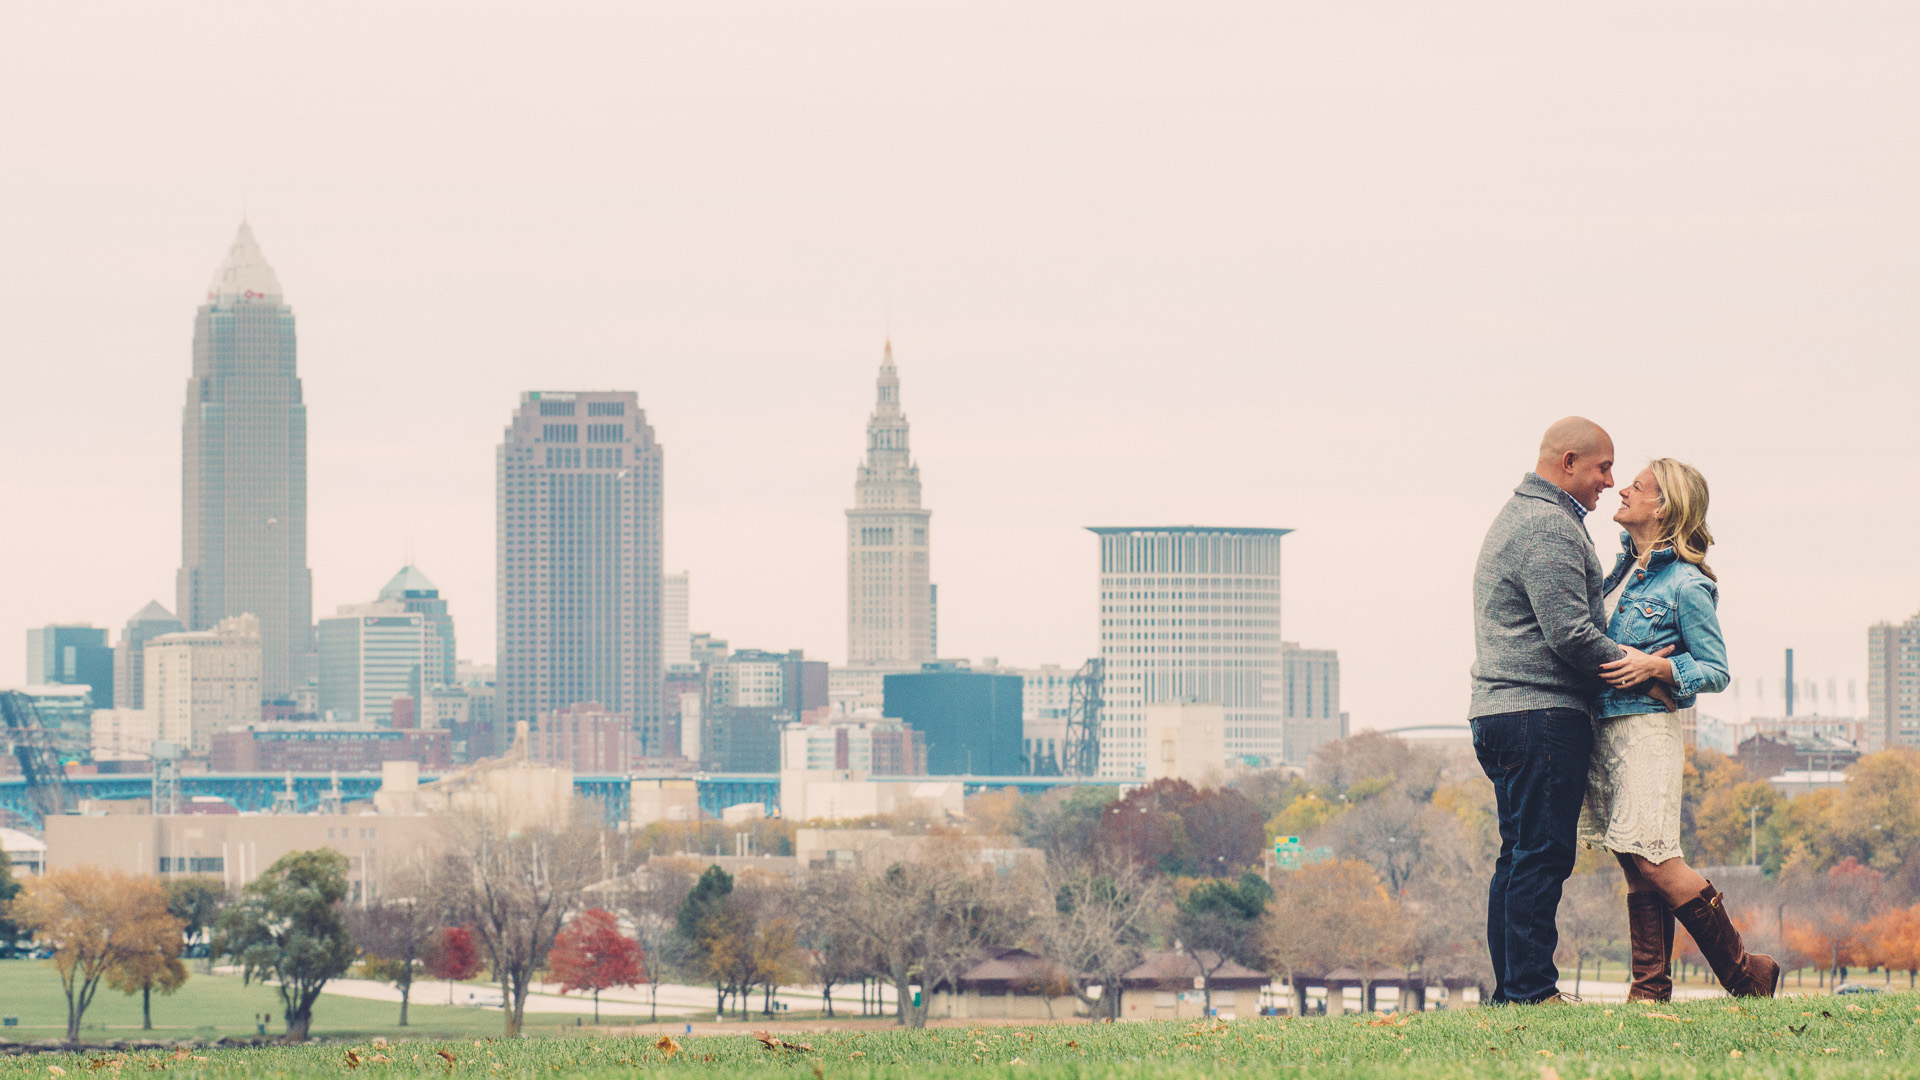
[797,872,874,1017]
[344,870,439,1027]
[1554,872,1623,996]
[846,836,1035,1029]
[1031,851,1166,1020]
[614,856,698,1023]
[431,806,608,1036]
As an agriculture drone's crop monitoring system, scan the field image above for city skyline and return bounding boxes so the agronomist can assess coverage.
[6,4,1918,732]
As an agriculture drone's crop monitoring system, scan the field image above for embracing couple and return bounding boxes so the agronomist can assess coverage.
[1468,417,1779,1006]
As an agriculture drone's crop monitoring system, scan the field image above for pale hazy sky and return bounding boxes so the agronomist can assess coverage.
[4,3,1918,731]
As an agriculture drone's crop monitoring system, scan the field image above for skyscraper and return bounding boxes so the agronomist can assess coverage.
[26,624,113,709]
[114,601,184,710]
[1089,526,1290,778]
[176,222,314,701]
[498,391,665,751]
[1868,612,1920,751]
[846,341,934,668]
[378,565,457,691]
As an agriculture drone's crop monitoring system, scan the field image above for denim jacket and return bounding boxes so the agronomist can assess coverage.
[1594,532,1730,718]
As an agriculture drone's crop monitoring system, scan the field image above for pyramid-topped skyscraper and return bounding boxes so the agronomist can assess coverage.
[176,222,314,701]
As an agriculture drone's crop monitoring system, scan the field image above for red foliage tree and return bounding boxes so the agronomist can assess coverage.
[422,926,486,1004]
[549,908,643,1023]
[1093,778,1263,876]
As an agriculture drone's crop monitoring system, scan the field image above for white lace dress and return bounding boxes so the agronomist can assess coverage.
[1577,576,1685,863]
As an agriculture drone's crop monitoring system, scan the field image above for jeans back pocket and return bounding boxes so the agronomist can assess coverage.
[1472,711,1528,774]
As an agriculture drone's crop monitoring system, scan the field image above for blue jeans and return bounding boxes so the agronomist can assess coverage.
[1471,707,1593,1004]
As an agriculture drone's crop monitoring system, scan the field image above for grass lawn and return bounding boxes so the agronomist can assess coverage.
[6,991,1920,1078]
[0,960,613,1042]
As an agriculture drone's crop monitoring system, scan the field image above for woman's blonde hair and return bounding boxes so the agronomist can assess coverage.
[1648,458,1715,581]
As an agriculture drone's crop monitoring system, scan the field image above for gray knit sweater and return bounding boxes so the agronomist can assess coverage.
[1469,473,1625,719]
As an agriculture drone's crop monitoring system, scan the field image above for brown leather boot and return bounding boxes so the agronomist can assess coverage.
[1672,883,1779,998]
[1626,891,1674,1001]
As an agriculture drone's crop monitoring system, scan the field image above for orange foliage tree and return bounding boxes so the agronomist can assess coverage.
[10,867,184,1044]
[1860,905,1920,988]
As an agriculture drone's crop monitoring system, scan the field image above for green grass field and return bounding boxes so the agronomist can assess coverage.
[5,991,1920,1079]
[0,959,614,1042]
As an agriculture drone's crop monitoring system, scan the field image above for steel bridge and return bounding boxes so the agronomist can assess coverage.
[0,770,1113,830]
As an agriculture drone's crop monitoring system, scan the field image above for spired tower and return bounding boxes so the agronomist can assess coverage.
[846,341,934,668]
[176,222,314,701]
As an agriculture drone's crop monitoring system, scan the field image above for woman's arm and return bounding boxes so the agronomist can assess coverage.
[1665,575,1730,697]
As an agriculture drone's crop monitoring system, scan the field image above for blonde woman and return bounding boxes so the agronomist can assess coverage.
[1582,458,1778,999]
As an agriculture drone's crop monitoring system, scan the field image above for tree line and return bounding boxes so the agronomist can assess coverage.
[11,732,1920,1042]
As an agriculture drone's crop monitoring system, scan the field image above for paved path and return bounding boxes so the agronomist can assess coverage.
[319,977,895,1018]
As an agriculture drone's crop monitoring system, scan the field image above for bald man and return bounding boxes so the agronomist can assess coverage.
[1469,417,1653,1006]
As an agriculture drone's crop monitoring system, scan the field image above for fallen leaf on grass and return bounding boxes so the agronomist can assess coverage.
[1729,1050,1744,1058]
[654,1036,680,1061]
[752,1031,814,1053]
[48,1069,67,1077]
[847,1052,864,1060]
[345,1049,363,1070]
[1540,1067,1560,1080]
[1644,1013,1686,1023]
[436,1050,457,1070]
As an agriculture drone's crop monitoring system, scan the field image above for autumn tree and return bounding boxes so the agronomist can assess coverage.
[1680,746,1746,856]
[421,925,486,1004]
[1861,904,1920,988]
[1173,870,1271,1013]
[1828,750,1920,871]
[12,868,183,1044]
[1094,779,1263,876]
[1690,781,1787,867]
[1264,859,1406,1015]
[216,849,356,1042]
[430,807,608,1036]
[1031,851,1167,1020]
[1782,858,1884,986]
[550,908,642,1022]
[105,920,188,1032]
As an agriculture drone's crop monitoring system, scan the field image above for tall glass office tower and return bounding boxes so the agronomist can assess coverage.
[176,222,314,701]
[498,391,665,752]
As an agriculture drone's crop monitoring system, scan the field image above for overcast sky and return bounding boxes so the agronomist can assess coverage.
[4,3,1917,731]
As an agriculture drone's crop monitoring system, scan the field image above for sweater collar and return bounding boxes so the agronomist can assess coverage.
[1518,472,1590,520]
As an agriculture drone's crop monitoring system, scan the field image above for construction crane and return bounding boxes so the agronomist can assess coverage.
[1,690,73,824]
[1061,658,1103,777]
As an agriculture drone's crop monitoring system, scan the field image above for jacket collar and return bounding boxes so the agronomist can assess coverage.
[1516,472,1590,521]
[1616,531,1679,571]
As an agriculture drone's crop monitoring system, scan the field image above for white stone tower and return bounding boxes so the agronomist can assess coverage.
[846,341,934,668]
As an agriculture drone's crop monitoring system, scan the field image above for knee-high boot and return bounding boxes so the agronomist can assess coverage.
[1672,883,1779,998]
[1626,891,1674,1001]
